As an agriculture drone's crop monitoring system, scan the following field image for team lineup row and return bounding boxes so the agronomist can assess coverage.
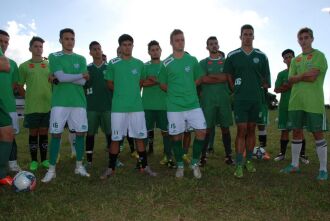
[0,24,328,186]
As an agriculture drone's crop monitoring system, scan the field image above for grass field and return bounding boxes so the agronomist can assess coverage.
[1,110,330,221]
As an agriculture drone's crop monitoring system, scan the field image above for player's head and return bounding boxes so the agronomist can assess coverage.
[118,34,133,58]
[148,40,161,60]
[297,27,314,51]
[102,54,107,62]
[89,41,103,60]
[281,49,295,66]
[59,28,75,52]
[29,36,45,57]
[240,24,254,47]
[206,36,219,54]
[170,29,184,52]
[0,30,10,53]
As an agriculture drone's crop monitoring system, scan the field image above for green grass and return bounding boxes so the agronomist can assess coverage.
[1,110,330,221]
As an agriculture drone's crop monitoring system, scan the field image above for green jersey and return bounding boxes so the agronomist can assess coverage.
[158,53,203,112]
[224,48,271,102]
[18,59,52,114]
[85,62,112,112]
[0,59,18,112]
[199,57,231,107]
[275,69,291,113]
[48,51,87,108]
[104,57,146,112]
[142,61,166,110]
[288,49,328,114]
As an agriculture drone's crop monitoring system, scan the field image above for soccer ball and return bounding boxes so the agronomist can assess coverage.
[253,146,265,159]
[12,171,36,192]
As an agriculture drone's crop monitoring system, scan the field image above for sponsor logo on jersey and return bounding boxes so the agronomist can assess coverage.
[253,57,260,64]
[40,63,47,68]
[307,54,313,60]
[29,63,35,68]
[207,61,213,65]
[217,61,223,65]
[184,66,191,72]
[296,57,302,63]
[74,63,80,69]
[131,69,138,75]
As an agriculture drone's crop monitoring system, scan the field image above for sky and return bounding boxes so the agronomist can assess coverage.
[1,0,330,103]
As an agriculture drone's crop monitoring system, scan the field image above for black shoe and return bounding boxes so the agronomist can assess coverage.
[167,160,177,169]
[199,156,207,167]
[225,156,235,165]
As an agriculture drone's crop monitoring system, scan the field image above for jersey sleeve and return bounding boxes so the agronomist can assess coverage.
[11,60,19,84]
[158,63,168,85]
[263,56,271,86]
[274,72,284,89]
[199,59,207,76]
[193,57,204,80]
[288,58,297,78]
[105,62,114,81]
[48,53,62,73]
[315,52,328,76]
[140,62,146,80]
[18,63,27,85]
[223,56,234,76]
[80,56,88,73]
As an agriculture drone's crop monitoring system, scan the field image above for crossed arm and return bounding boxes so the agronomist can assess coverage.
[49,71,89,85]
[288,68,320,84]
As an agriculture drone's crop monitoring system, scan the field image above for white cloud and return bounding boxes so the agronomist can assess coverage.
[321,7,330,13]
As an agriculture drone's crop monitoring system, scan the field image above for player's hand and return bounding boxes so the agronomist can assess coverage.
[288,75,302,84]
[148,76,157,82]
[82,72,90,80]
[48,75,59,84]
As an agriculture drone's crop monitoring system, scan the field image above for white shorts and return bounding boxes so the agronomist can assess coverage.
[10,112,19,134]
[49,107,88,134]
[111,112,147,141]
[167,108,206,135]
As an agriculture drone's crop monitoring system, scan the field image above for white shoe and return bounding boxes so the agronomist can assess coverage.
[175,167,184,178]
[191,164,202,179]
[100,168,113,180]
[8,161,22,172]
[141,166,157,177]
[75,165,90,177]
[41,170,56,183]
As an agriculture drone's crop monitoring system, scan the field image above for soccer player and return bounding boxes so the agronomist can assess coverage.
[84,41,112,166]
[199,36,234,166]
[142,40,175,168]
[101,34,156,179]
[224,24,271,178]
[42,28,90,183]
[274,49,308,163]
[18,36,51,171]
[281,27,328,180]
[0,33,14,185]
[0,30,21,173]
[159,29,206,179]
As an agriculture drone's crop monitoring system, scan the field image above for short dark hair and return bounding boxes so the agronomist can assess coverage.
[118,34,133,46]
[59,28,75,39]
[281,49,295,58]
[206,36,217,45]
[297,27,313,39]
[0,30,9,37]
[29,36,45,47]
[170,29,183,41]
[148,40,160,51]
[240,24,254,35]
[89,41,101,50]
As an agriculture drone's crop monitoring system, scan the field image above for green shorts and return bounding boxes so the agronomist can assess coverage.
[202,104,233,128]
[257,103,269,125]
[233,100,261,124]
[288,110,328,132]
[87,111,111,135]
[24,112,50,129]
[278,108,289,130]
[145,110,168,131]
[0,99,11,127]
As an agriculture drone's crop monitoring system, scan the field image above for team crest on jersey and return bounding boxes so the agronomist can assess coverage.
[74,63,80,69]
[131,69,138,75]
[184,66,191,72]
[29,63,35,69]
[296,57,302,63]
[307,54,313,60]
[253,57,260,64]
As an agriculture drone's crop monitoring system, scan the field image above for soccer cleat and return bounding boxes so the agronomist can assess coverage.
[262,151,271,160]
[274,153,285,162]
[182,154,191,164]
[116,159,124,168]
[8,161,22,172]
[225,156,235,165]
[0,176,13,185]
[300,155,309,165]
[100,168,114,180]
[75,165,90,177]
[29,161,39,171]
[207,148,215,155]
[280,164,301,174]
[191,164,202,179]
[130,151,139,159]
[159,156,168,165]
[175,167,184,178]
[234,165,243,178]
[245,160,256,173]
[199,156,207,167]
[167,160,177,169]
[41,160,50,169]
[317,170,328,181]
[140,166,157,177]
[41,170,56,183]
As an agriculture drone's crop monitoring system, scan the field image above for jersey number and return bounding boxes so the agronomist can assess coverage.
[235,78,242,86]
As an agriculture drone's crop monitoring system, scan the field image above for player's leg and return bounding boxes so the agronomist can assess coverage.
[38,112,50,168]
[207,126,215,154]
[200,106,215,167]
[145,110,155,155]
[182,131,191,164]
[68,130,76,158]
[218,104,234,165]
[8,112,21,172]
[274,130,289,161]
[85,111,98,165]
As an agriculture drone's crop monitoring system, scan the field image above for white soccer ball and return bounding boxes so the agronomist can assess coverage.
[253,146,265,159]
[12,171,36,192]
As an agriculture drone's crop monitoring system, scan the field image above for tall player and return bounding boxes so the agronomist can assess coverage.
[101,34,156,179]
[224,24,271,178]
[159,29,206,179]
[199,36,234,166]
[0,32,14,185]
[0,30,21,173]
[85,41,112,166]
[281,27,328,180]
[142,40,175,168]
[42,28,90,183]
[18,36,52,171]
